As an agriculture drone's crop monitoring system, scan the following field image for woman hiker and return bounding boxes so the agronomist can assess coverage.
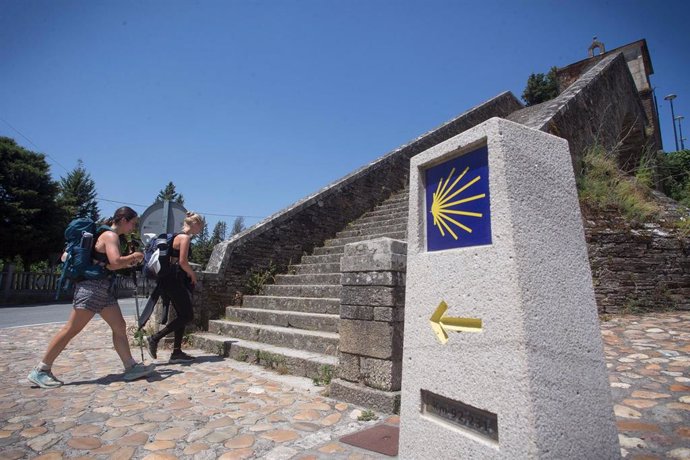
[27,206,156,388]
[145,211,203,364]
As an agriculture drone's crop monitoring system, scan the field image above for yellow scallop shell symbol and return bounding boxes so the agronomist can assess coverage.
[430,166,486,240]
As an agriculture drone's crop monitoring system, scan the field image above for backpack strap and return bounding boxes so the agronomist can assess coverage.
[96,225,114,237]
[168,233,182,259]
[92,226,116,267]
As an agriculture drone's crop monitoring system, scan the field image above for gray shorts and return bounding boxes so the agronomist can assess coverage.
[73,278,118,313]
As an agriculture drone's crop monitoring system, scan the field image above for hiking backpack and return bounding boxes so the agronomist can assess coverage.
[55,218,112,299]
[143,233,177,280]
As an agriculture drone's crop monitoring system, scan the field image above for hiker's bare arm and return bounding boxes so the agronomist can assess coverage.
[98,232,143,270]
[177,234,197,285]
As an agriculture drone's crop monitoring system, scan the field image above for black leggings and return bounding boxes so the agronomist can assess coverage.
[152,271,193,350]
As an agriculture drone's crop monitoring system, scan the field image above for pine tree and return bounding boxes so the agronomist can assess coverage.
[58,159,100,220]
[0,137,64,264]
[522,66,559,106]
[210,220,228,246]
[230,216,246,236]
[190,220,213,265]
[156,181,185,205]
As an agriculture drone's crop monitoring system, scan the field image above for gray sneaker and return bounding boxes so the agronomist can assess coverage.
[47,370,64,385]
[123,363,155,382]
[28,368,63,388]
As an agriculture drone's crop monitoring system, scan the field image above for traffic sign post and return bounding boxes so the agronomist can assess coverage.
[139,200,188,244]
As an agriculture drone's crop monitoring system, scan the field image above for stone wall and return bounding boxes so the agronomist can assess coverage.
[509,53,655,174]
[195,92,522,327]
[584,210,690,314]
[331,238,406,414]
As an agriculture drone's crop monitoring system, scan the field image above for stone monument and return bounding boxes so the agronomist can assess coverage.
[399,117,619,458]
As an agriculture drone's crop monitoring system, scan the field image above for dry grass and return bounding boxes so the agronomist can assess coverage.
[577,144,661,223]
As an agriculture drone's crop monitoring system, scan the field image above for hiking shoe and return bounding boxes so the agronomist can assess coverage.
[123,362,155,382]
[27,369,63,388]
[145,336,158,360]
[47,370,64,385]
[169,350,195,364]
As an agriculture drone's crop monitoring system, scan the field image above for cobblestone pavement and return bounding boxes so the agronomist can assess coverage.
[0,312,688,459]
[602,312,690,460]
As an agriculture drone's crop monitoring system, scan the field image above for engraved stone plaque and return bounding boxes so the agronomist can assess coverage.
[421,390,498,442]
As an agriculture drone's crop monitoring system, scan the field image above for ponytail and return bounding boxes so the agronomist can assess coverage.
[105,206,138,226]
[182,211,204,232]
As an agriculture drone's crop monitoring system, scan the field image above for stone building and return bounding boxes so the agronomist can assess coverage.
[556,38,662,153]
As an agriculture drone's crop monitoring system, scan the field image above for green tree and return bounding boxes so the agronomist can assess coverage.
[522,66,559,106]
[230,216,246,236]
[190,220,213,265]
[0,137,64,265]
[210,220,227,246]
[155,181,185,205]
[57,159,100,220]
[657,149,690,206]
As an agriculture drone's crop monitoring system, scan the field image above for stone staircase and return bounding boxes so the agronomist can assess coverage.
[192,188,409,379]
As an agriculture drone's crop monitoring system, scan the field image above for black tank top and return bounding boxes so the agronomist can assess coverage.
[92,228,115,265]
[170,235,192,261]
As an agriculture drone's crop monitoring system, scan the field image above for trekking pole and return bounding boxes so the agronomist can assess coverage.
[131,270,145,362]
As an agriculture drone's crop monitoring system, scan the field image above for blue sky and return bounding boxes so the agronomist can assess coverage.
[2,1,689,233]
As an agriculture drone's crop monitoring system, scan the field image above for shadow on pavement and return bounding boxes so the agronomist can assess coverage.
[56,367,184,386]
[153,354,226,367]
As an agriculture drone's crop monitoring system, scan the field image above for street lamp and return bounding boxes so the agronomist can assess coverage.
[664,94,679,151]
[675,116,686,150]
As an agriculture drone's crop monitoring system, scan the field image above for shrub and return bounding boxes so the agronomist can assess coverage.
[312,365,333,386]
[357,409,378,421]
[245,261,278,295]
[577,144,660,223]
[657,149,690,206]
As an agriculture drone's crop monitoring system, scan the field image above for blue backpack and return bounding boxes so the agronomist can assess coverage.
[55,218,111,299]
[143,233,177,280]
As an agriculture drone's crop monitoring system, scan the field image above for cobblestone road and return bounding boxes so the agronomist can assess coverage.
[0,312,688,459]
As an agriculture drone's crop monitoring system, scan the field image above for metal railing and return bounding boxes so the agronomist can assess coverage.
[1,269,61,293]
[1,265,136,303]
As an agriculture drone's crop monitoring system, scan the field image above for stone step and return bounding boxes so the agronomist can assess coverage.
[311,245,346,256]
[363,205,409,217]
[274,273,341,285]
[289,262,341,275]
[373,199,409,210]
[384,189,410,203]
[208,320,339,356]
[323,231,407,247]
[300,253,343,265]
[354,212,409,224]
[189,332,338,380]
[226,307,339,332]
[346,216,409,231]
[243,295,340,314]
[353,211,408,223]
[263,284,341,298]
[336,223,408,238]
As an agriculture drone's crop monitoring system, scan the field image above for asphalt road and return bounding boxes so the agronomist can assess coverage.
[0,297,140,329]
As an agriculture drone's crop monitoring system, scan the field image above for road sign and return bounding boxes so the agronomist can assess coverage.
[139,200,187,244]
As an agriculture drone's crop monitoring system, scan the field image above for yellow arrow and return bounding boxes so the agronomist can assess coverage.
[430,301,482,344]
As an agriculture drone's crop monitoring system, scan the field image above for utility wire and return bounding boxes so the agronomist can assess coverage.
[0,116,70,173]
[96,196,264,219]
[2,116,265,220]
[96,197,148,208]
